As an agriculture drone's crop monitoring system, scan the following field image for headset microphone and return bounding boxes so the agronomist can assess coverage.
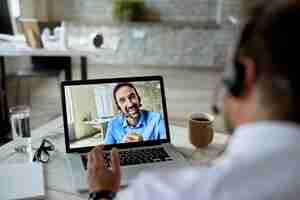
[212,104,220,116]
[211,79,223,116]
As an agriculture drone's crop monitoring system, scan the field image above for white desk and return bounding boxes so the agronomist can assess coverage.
[0,42,91,80]
[0,117,229,200]
[0,42,92,142]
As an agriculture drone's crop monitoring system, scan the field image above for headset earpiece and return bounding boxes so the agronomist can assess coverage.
[223,59,245,97]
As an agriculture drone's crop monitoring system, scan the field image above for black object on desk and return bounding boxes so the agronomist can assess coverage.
[93,34,104,48]
[33,139,55,163]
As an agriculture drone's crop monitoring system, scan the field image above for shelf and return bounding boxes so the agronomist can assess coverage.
[67,19,222,30]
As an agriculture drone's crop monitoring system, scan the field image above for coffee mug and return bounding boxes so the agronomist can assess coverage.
[188,112,214,148]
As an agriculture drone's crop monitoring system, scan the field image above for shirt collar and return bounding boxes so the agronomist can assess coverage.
[122,110,146,128]
[226,121,300,158]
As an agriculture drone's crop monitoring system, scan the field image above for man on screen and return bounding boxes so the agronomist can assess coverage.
[104,82,166,144]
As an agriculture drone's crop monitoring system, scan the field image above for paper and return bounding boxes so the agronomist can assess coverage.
[0,162,45,199]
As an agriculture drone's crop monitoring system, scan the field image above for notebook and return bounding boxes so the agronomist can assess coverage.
[0,162,45,199]
[61,76,189,192]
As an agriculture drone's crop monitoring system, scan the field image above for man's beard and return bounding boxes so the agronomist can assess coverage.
[124,104,140,119]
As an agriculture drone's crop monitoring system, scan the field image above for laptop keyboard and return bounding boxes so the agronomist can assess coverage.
[81,147,173,170]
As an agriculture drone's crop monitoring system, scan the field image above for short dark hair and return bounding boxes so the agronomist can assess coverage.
[236,0,300,122]
[113,82,141,109]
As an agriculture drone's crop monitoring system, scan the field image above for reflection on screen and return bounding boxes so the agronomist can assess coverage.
[64,81,167,149]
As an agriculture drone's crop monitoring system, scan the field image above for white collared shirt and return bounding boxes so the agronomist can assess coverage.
[117,121,300,200]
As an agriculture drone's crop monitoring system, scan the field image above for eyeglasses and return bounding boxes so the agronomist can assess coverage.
[33,139,55,163]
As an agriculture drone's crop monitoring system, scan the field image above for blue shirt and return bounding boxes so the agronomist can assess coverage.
[104,110,166,144]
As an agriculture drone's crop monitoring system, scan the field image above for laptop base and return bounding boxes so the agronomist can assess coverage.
[66,144,189,192]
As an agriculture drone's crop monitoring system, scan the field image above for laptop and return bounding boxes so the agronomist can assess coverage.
[61,76,189,192]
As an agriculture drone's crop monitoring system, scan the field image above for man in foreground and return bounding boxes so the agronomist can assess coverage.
[88,1,300,199]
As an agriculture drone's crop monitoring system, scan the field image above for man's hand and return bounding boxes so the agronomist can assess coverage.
[123,133,144,143]
[87,146,121,193]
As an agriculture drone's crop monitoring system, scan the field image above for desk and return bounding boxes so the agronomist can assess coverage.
[0,47,90,80]
[0,43,91,141]
[0,117,229,200]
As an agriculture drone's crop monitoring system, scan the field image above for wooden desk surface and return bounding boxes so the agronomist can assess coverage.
[0,117,229,200]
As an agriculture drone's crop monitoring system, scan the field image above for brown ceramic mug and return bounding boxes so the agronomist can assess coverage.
[188,112,214,148]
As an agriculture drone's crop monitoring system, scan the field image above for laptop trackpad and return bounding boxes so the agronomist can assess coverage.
[121,163,168,186]
[121,166,147,186]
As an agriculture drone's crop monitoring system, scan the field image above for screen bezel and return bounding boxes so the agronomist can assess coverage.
[61,76,171,153]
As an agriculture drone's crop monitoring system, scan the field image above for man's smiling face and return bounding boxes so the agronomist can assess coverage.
[115,86,141,119]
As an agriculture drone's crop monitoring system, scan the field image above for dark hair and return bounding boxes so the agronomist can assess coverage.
[236,0,300,122]
[113,82,141,110]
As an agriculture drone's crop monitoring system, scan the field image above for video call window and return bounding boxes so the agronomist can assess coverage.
[64,81,166,149]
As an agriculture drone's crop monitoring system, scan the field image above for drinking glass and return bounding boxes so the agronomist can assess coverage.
[9,105,32,158]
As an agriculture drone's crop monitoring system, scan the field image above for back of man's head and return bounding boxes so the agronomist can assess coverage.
[236,0,300,123]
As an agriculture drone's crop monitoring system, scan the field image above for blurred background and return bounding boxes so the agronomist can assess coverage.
[1,0,250,143]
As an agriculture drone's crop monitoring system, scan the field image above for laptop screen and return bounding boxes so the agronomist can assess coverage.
[61,76,170,152]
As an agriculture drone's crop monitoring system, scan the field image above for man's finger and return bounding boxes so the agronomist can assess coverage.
[91,146,105,169]
[87,152,94,170]
[94,145,104,159]
[111,148,121,179]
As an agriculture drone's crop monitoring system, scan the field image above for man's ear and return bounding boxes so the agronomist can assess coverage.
[239,57,256,98]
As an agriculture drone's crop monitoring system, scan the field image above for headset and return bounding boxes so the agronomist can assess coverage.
[223,55,246,98]
[212,55,246,116]
[212,19,255,115]
[223,17,258,98]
